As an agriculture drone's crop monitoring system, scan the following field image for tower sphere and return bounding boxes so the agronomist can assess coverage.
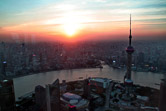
[126,46,134,54]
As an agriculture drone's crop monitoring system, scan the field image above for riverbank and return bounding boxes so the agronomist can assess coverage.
[16,79,160,111]
[8,66,102,79]
[109,65,166,74]
[13,65,164,99]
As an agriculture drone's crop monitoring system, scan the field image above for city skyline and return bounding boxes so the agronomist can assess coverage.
[0,0,166,42]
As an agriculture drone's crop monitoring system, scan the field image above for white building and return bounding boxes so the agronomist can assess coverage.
[60,92,89,111]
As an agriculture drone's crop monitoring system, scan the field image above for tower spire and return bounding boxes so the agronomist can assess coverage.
[130,14,131,36]
[129,14,132,46]
[125,14,134,81]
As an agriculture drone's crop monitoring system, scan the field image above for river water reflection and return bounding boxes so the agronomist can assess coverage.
[13,65,164,99]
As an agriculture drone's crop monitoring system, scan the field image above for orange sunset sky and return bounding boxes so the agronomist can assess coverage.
[0,0,166,42]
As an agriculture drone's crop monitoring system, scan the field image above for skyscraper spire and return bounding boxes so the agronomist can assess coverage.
[129,14,132,46]
[130,14,131,34]
[125,14,134,82]
[123,14,135,97]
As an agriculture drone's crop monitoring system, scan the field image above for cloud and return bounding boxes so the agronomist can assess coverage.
[0,0,166,39]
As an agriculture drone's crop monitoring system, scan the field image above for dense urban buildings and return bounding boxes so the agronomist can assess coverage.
[0,15,164,111]
[0,39,166,78]
[0,0,166,110]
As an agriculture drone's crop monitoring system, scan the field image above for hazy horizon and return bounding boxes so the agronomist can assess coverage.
[0,0,166,42]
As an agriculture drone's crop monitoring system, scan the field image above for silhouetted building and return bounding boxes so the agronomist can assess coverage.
[60,80,67,94]
[159,78,166,111]
[46,79,60,111]
[0,42,6,78]
[124,14,134,85]
[34,79,60,111]
[120,51,126,65]
[83,79,91,99]
[35,85,46,111]
[137,52,144,64]
[0,79,15,111]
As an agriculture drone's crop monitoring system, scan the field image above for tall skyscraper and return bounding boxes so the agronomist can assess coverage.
[46,79,60,111]
[35,85,46,111]
[0,42,6,78]
[137,52,144,64]
[0,79,15,111]
[124,14,135,85]
[159,74,166,111]
[83,79,91,99]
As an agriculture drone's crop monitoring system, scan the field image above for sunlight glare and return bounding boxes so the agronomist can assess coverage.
[64,23,79,36]
[62,13,82,37]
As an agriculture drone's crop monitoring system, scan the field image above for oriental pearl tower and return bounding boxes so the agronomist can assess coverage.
[124,14,134,88]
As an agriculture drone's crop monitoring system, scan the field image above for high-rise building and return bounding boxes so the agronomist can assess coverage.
[124,15,135,97]
[46,79,60,111]
[0,42,6,78]
[0,79,15,111]
[124,14,135,85]
[83,79,91,99]
[137,52,144,65]
[159,75,166,111]
[35,85,46,111]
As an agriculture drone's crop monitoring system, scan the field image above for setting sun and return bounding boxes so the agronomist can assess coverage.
[61,12,83,37]
[63,23,79,36]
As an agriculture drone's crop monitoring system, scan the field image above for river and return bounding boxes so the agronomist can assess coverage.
[13,65,164,99]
